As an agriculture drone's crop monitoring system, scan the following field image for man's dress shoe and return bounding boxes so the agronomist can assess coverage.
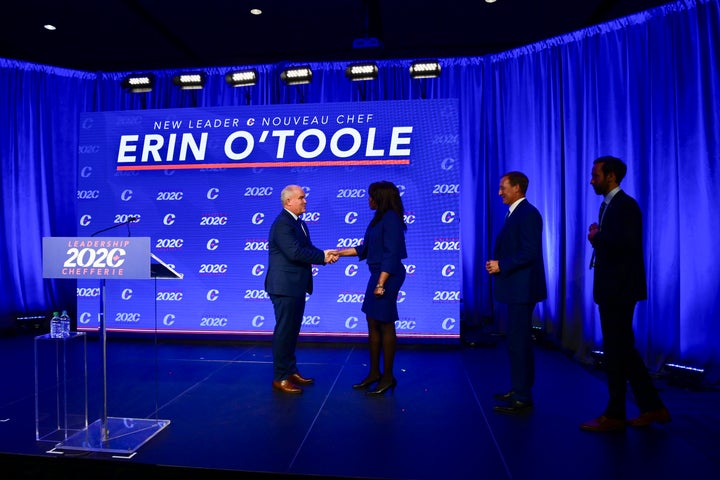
[579,415,626,432]
[493,400,533,415]
[289,373,314,385]
[493,391,515,402]
[627,407,671,427]
[272,379,302,394]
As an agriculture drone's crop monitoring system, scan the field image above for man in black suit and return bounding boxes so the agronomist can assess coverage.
[265,185,337,394]
[486,171,547,414]
[580,156,671,431]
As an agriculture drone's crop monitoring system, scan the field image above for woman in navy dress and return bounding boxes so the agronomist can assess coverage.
[337,181,407,395]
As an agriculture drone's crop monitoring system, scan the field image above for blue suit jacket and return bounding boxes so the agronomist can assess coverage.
[591,190,647,304]
[264,209,326,297]
[356,210,407,274]
[492,199,547,305]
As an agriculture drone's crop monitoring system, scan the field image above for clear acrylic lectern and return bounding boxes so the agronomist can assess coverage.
[42,237,182,454]
[34,331,87,442]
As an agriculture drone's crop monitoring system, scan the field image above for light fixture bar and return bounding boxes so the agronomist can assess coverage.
[173,72,206,90]
[664,363,705,373]
[409,60,441,79]
[121,74,155,93]
[281,66,313,85]
[345,63,378,81]
[663,362,706,387]
[226,69,258,87]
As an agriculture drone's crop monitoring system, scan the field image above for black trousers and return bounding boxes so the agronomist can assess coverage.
[505,302,536,403]
[599,302,664,419]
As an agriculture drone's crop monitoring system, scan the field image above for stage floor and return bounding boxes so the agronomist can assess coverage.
[1,330,718,479]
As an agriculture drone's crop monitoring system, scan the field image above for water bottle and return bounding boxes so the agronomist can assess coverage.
[50,312,62,338]
[60,310,71,338]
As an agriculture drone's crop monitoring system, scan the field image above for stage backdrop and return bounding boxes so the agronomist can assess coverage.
[74,99,460,338]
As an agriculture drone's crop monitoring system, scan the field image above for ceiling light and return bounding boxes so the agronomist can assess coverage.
[226,69,258,87]
[173,72,206,90]
[409,60,441,79]
[345,63,378,81]
[43,24,56,31]
[280,66,313,86]
[250,8,262,15]
[121,74,155,93]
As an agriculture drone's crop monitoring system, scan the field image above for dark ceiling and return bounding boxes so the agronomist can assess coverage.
[1,0,674,73]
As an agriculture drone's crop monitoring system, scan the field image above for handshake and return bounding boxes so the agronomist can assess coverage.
[324,249,340,264]
[322,247,356,265]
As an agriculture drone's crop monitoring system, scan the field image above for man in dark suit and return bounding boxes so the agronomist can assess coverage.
[265,185,337,394]
[486,171,547,414]
[580,156,670,431]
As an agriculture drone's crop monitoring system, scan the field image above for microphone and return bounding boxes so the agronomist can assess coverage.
[90,216,139,237]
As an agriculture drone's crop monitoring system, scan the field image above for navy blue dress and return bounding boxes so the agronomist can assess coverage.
[355,211,407,323]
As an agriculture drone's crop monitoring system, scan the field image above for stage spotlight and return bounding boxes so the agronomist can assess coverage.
[409,60,441,79]
[281,66,313,86]
[345,63,378,81]
[121,74,155,93]
[226,69,258,87]
[663,363,705,388]
[173,72,206,90]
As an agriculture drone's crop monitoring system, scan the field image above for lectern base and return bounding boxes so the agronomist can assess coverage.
[56,417,170,454]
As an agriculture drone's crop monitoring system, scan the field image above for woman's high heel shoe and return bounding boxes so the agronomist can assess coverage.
[352,376,381,390]
[366,378,397,396]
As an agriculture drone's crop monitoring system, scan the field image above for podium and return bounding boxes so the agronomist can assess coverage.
[42,236,182,454]
[34,332,87,442]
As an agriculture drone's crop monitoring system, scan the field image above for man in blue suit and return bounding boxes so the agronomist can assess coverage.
[486,171,547,414]
[265,185,337,394]
[580,156,670,431]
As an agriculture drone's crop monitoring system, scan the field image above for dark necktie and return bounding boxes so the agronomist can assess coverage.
[298,218,307,237]
[589,202,607,269]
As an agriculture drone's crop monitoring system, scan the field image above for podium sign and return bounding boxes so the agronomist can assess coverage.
[41,236,174,454]
[43,237,151,279]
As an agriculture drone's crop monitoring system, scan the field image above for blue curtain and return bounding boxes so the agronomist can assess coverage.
[1,0,718,380]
